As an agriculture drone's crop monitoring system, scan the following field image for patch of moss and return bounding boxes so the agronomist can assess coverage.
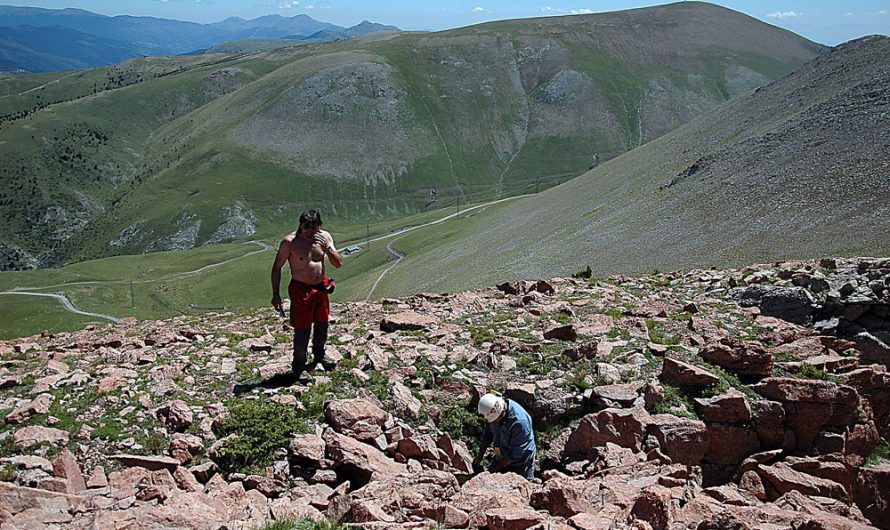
[216,399,309,471]
[646,319,681,346]
[865,443,889,468]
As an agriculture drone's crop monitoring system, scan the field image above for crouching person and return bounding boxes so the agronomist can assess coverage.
[472,393,536,481]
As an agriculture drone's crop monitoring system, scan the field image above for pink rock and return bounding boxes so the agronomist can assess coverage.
[289,433,327,463]
[110,454,180,471]
[753,377,858,405]
[0,481,87,515]
[660,357,720,388]
[452,472,533,528]
[703,423,760,465]
[156,399,194,432]
[351,499,396,523]
[325,399,390,441]
[168,432,204,464]
[322,429,407,481]
[173,467,202,493]
[270,497,325,522]
[771,336,828,359]
[236,337,273,352]
[564,408,651,457]
[757,462,847,501]
[629,485,673,530]
[751,399,786,449]
[5,393,53,424]
[803,355,859,373]
[345,470,458,522]
[544,324,577,341]
[700,337,773,376]
[693,390,752,423]
[646,414,708,465]
[108,466,152,490]
[854,463,890,528]
[380,311,438,332]
[13,426,69,449]
[845,368,890,442]
[397,434,440,461]
[87,466,108,489]
[436,433,474,473]
[51,449,86,494]
[391,382,422,420]
[739,470,767,500]
[530,471,597,517]
[580,314,614,335]
[485,506,543,530]
[425,504,470,529]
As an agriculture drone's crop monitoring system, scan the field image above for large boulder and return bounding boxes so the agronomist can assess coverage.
[322,429,406,483]
[756,463,848,501]
[155,400,194,432]
[530,471,597,517]
[344,470,459,523]
[380,312,438,332]
[753,378,859,451]
[703,423,760,466]
[699,338,773,377]
[854,464,890,529]
[646,414,708,465]
[661,357,720,388]
[324,399,391,441]
[732,285,818,325]
[451,472,534,528]
[563,408,650,458]
[13,426,69,449]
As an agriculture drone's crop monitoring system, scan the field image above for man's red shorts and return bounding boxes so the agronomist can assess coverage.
[288,280,330,329]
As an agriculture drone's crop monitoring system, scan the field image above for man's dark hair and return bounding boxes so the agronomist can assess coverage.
[299,209,323,230]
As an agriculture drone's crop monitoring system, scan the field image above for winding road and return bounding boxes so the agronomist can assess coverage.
[0,291,121,323]
[1,194,530,322]
[361,194,530,300]
[0,240,271,323]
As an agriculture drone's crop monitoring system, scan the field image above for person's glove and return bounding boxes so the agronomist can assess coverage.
[323,276,335,294]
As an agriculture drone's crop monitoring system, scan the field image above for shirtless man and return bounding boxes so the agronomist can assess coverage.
[271,209,342,379]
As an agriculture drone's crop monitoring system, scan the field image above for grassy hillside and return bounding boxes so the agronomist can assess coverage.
[1,2,824,270]
[365,36,890,296]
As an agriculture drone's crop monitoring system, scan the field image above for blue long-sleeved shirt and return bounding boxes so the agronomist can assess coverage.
[481,399,536,476]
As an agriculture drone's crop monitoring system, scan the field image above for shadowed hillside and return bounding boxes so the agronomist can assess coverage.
[368,35,890,297]
[0,2,823,270]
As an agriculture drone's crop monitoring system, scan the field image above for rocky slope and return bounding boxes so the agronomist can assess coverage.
[1,257,889,528]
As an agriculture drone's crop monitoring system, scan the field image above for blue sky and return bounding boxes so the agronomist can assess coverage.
[4,1,889,45]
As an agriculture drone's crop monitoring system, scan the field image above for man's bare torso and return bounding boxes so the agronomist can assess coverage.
[282,229,333,284]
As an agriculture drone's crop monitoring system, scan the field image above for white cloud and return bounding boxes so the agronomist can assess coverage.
[540,6,559,12]
[878,10,887,15]
[843,12,853,17]
[472,6,485,12]
[765,11,801,20]
[278,1,299,9]
[571,9,594,15]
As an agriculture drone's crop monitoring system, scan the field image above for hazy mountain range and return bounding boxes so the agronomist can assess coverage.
[0,5,398,72]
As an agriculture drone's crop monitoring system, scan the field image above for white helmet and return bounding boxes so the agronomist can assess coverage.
[478,393,506,423]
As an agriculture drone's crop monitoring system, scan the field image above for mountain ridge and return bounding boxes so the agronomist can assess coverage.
[363,34,889,297]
